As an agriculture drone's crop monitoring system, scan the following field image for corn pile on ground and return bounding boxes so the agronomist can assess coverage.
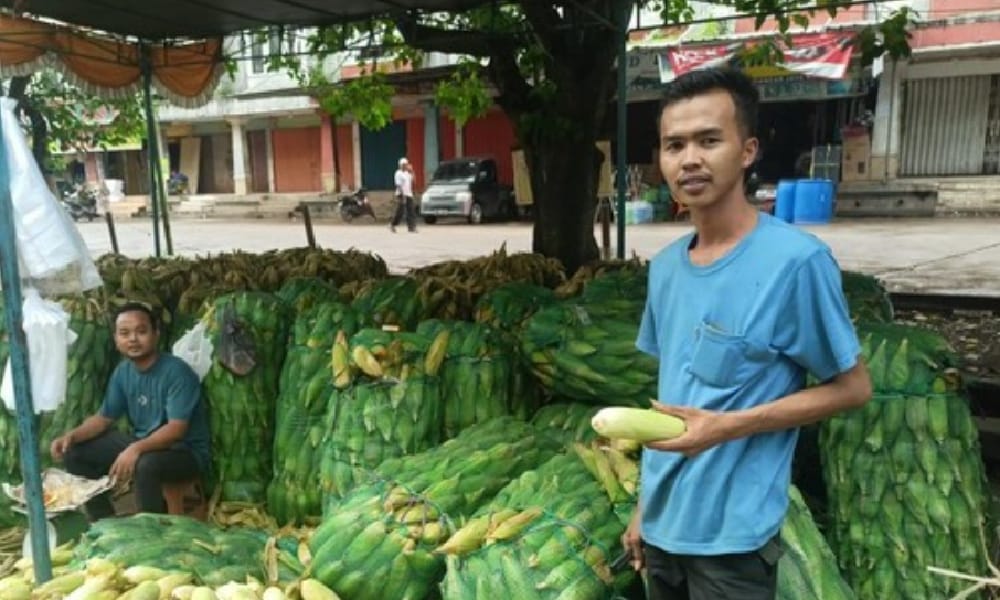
[309,418,561,600]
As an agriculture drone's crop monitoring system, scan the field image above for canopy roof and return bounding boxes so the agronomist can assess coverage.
[0,0,496,40]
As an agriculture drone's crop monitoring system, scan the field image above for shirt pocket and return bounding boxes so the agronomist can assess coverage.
[688,323,774,388]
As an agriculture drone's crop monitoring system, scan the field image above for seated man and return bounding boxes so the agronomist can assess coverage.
[51,303,211,518]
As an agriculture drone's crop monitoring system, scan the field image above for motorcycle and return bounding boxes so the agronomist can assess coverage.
[338,188,375,222]
[61,184,100,222]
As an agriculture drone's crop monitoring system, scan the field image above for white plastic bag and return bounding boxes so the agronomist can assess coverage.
[172,321,214,381]
[1,289,77,413]
[0,97,102,295]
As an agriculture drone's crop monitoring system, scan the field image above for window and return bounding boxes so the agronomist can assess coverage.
[251,27,282,74]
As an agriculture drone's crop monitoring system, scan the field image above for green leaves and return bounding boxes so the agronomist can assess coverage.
[434,62,492,128]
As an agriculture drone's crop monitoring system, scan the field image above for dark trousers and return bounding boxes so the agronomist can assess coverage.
[62,430,200,518]
[391,195,416,231]
[643,537,781,600]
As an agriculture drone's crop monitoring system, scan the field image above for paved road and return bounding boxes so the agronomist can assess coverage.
[77,216,1000,296]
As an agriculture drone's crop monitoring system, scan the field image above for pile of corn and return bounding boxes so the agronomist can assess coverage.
[440,447,635,600]
[309,418,561,600]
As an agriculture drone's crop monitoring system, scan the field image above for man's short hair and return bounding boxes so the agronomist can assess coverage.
[399,158,409,167]
[658,67,760,140]
[112,302,158,331]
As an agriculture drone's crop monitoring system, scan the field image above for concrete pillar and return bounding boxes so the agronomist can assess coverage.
[423,102,440,181]
[228,117,248,195]
[352,121,362,190]
[455,122,464,157]
[319,113,336,192]
[870,59,905,182]
[265,120,276,193]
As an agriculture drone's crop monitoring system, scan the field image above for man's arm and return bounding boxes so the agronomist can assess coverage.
[68,415,115,444]
[51,414,115,460]
[648,359,871,456]
[109,420,189,483]
[129,420,189,454]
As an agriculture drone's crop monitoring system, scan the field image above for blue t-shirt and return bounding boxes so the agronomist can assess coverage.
[636,212,859,555]
[100,354,212,475]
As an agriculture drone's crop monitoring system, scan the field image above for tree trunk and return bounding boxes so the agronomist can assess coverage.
[525,136,601,274]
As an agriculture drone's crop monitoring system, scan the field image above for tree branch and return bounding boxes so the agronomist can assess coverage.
[485,48,536,118]
[394,14,494,56]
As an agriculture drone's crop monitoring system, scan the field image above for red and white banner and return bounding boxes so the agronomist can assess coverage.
[666,33,855,81]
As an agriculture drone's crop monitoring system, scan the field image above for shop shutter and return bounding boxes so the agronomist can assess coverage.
[900,75,991,176]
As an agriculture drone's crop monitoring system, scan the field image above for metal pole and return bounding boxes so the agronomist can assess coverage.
[0,102,52,583]
[615,0,630,260]
[105,211,120,254]
[140,43,162,258]
[302,203,316,248]
[152,109,174,255]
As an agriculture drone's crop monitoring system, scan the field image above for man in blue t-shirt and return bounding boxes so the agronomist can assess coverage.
[51,303,211,519]
[621,68,873,599]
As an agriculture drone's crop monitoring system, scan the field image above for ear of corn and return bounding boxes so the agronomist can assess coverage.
[590,407,686,443]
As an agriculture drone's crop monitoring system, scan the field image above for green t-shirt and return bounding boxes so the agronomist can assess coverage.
[100,354,211,474]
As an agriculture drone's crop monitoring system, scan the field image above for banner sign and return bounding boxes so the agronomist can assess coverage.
[665,33,855,81]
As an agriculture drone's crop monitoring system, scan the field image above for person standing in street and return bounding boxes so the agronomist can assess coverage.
[622,67,872,599]
[51,303,211,519]
[391,157,417,233]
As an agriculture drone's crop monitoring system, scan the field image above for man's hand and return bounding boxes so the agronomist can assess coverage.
[109,445,142,484]
[50,433,74,461]
[621,505,644,572]
[645,401,734,457]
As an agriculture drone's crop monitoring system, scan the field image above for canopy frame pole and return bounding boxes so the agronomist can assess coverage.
[615,0,631,259]
[140,42,162,258]
[0,100,53,584]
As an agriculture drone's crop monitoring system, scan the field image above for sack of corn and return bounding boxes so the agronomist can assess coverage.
[202,292,291,502]
[821,390,989,598]
[473,282,557,332]
[417,320,535,438]
[856,322,962,395]
[440,448,635,600]
[309,417,562,600]
[268,302,360,525]
[841,271,893,324]
[276,277,340,316]
[530,402,603,444]
[349,277,427,330]
[521,299,656,407]
[777,485,855,599]
[410,244,566,289]
[318,327,446,507]
[554,257,647,299]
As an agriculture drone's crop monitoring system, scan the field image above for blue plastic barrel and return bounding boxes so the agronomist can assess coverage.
[793,179,835,225]
[774,179,797,223]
